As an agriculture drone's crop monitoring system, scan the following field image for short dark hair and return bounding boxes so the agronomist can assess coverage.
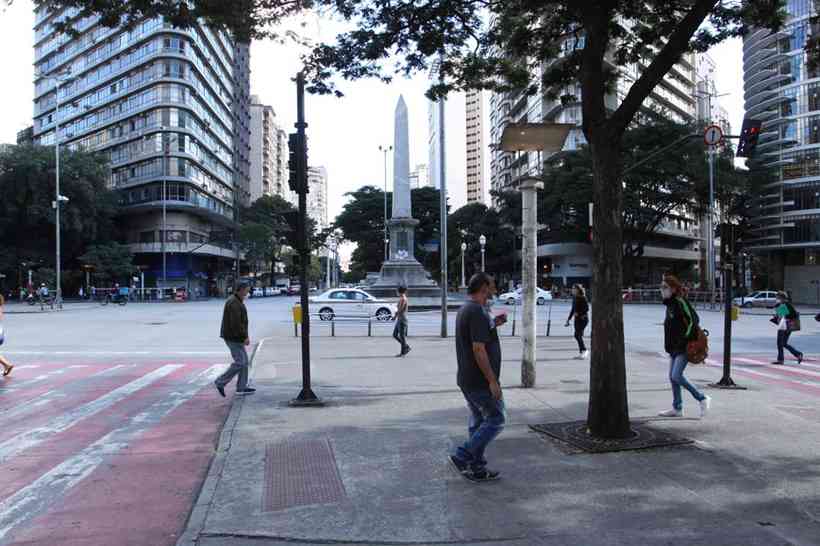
[467,272,494,295]
[235,281,250,293]
[397,286,407,294]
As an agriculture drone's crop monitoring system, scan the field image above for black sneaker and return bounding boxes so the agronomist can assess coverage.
[236,387,257,395]
[797,353,804,364]
[403,346,412,356]
[448,455,469,474]
[467,469,500,482]
[215,382,226,398]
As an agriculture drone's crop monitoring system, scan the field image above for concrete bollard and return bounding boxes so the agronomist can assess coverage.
[331,319,336,337]
[368,319,372,337]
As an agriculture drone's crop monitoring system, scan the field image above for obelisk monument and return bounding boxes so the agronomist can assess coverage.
[368,96,439,298]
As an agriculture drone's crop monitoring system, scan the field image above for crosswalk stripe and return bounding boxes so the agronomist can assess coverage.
[704,359,820,389]
[0,364,181,461]
[0,366,127,421]
[0,365,221,540]
[0,368,68,391]
[730,357,820,380]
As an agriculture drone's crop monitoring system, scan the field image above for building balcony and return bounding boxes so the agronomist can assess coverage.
[127,241,237,259]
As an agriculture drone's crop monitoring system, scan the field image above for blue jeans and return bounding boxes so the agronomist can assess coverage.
[452,389,505,471]
[777,330,801,362]
[669,353,705,411]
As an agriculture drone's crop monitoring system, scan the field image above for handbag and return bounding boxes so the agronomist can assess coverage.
[788,317,802,332]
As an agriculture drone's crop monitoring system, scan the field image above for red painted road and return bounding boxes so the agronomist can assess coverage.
[0,359,231,545]
[650,351,820,397]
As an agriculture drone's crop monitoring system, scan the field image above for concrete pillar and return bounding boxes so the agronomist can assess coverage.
[520,179,543,388]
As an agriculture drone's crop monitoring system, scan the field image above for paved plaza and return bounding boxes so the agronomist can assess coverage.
[1,298,819,545]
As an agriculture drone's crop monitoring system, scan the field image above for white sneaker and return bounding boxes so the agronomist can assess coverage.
[581,350,589,359]
[699,396,711,419]
[573,354,584,360]
[658,408,683,417]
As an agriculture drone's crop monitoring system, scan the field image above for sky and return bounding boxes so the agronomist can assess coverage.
[0,1,746,266]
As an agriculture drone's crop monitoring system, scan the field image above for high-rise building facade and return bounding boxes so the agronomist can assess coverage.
[743,0,820,302]
[249,95,291,203]
[465,89,485,203]
[488,40,703,288]
[31,6,250,293]
[409,163,429,190]
[307,166,329,233]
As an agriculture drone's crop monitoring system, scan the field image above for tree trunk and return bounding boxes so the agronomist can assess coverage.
[587,133,631,439]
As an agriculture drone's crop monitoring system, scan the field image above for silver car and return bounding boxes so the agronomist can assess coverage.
[733,290,778,308]
[310,289,397,321]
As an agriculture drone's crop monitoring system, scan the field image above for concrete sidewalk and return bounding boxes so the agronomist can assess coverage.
[179,334,820,545]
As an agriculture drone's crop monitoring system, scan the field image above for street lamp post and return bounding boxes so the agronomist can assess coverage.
[41,69,73,310]
[379,145,392,261]
[479,234,487,272]
[460,242,467,288]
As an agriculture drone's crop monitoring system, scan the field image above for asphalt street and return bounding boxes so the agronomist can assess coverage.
[1,296,819,545]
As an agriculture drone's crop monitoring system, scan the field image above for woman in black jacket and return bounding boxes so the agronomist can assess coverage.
[659,274,710,418]
[565,284,589,359]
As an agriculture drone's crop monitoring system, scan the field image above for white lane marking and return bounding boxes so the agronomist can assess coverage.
[730,357,820,380]
[0,366,126,419]
[2,350,225,356]
[0,365,221,540]
[0,369,69,391]
[68,365,90,368]
[704,359,820,388]
[0,365,181,461]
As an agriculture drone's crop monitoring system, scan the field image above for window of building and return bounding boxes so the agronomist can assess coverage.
[139,231,155,243]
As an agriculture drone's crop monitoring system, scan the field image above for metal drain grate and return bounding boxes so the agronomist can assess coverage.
[263,438,346,511]
[530,420,693,454]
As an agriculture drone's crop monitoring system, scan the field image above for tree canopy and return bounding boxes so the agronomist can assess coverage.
[0,144,119,286]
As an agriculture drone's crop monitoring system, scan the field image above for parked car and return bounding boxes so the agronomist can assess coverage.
[498,287,553,306]
[252,287,264,298]
[732,290,779,308]
[310,288,397,321]
[288,285,301,296]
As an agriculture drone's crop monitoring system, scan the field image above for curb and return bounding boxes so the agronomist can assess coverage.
[175,338,264,546]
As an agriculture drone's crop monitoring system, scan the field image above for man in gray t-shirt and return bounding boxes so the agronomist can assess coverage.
[450,272,507,482]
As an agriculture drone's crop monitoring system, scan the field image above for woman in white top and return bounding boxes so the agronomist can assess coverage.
[0,294,13,376]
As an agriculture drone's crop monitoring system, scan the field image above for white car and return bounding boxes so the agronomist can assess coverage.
[498,287,553,306]
[310,288,397,321]
[732,290,779,308]
[251,287,264,298]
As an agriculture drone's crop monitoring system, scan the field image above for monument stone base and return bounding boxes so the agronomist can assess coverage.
[367,260,441,299]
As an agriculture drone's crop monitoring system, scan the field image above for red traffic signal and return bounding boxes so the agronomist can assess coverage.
[736,119,762,158]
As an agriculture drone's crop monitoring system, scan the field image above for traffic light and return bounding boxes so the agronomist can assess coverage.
[288,132,300,192]
[736,118,762,158]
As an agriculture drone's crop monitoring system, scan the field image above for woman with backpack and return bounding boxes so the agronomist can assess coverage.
[659,274,710,418]
[773,291,803,365]
[565,284,590,359]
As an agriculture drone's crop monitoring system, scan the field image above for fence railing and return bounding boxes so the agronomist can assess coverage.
[622,289,725,310]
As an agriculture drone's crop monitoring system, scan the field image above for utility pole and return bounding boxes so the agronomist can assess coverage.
[437,62,448,338]
[291,72,322,406]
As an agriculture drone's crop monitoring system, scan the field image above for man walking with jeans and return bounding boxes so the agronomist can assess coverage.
[450,272,507,482]
[215,282,255,397]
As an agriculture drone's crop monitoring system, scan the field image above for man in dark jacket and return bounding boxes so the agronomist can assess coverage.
[215,282,254,397]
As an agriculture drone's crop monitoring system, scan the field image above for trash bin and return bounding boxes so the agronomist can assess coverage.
[292,304,302,324]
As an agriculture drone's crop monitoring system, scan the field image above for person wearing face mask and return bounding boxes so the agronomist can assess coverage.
[565,284,590,359]
[659,274,710,418]
[772,291,803,365]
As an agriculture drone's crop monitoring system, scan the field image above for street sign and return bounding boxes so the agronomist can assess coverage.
[704,125,723,146]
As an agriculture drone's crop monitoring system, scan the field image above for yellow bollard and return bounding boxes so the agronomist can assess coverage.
[731,305,739,321]
[292,304,303,324]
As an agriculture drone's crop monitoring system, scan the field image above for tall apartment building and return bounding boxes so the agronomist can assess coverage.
[488,40,704,287]
[32,5,251,294]
[427,62,443,190]
[409,163,429,190]
[307,166,329,233]
[742,0,820,302]
[249,95,291,203]
[465,89,485,204]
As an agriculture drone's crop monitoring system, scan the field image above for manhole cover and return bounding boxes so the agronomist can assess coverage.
[263,438,346,511]
[530,420,693,454]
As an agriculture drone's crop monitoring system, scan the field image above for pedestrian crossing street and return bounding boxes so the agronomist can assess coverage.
[0,360,230,546]
[653,352,820,397]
